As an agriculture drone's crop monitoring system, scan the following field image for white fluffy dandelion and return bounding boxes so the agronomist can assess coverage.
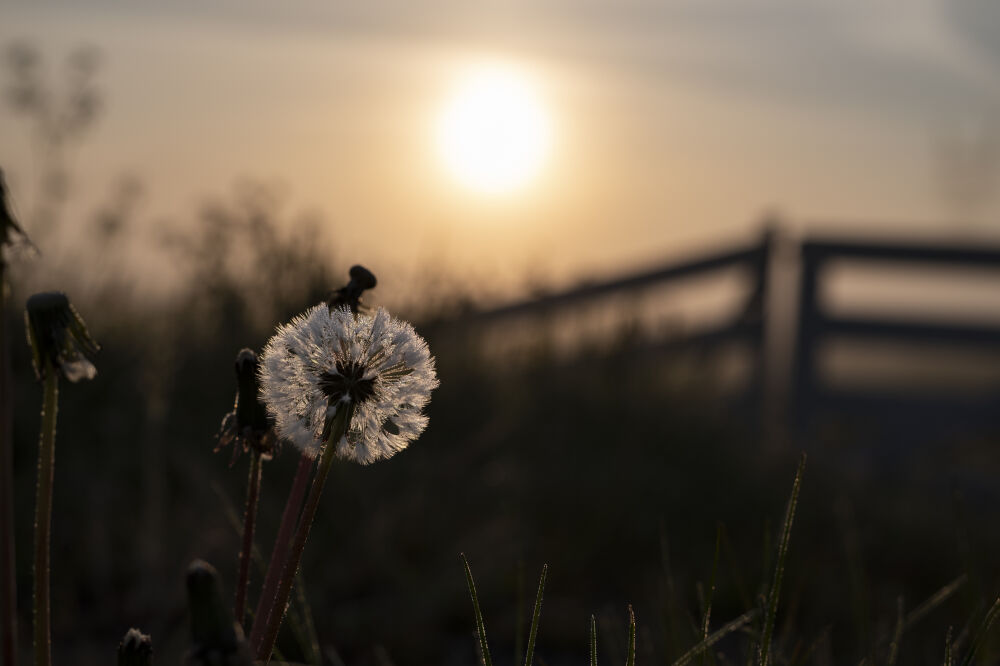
[259,305,438,464]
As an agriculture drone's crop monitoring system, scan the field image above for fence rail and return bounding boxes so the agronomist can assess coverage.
[793,236,1000,439]
[464,242,769,323]
[445,229,1000,440]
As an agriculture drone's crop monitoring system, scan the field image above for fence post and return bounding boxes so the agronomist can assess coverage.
[792,243,822,445]
[743,229,774,429]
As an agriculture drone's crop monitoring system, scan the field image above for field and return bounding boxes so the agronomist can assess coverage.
[4,206,1000,665]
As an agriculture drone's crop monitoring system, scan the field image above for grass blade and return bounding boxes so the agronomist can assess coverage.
[869,574,969,666]
[672,610,759,666]
[701,524,722,666]
[719,524,753,612]
[944,626,954,666]
[758,453,806,666]
[625,605,636,666]
[660,526,684,656]
[958,596,1000,666]
[590,615,598,666]
[905,575,967,630]
[515,558,525,666]
[523,564,548,666]
[461,553,494,666]
[886,596,903,666]
[788,625,830,666]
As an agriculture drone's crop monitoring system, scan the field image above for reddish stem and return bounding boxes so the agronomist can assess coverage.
[234,448,263,627]
[255,404,352,663]
[248,450,314,652]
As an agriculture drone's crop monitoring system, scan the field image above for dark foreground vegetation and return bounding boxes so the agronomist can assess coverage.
[3,190,1000,665]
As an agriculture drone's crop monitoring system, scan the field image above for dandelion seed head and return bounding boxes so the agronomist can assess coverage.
[259,305,438,464]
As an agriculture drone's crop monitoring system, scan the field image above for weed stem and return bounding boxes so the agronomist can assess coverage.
[249,450,315,652]
[234,449,263,628]
[33,364,58,666]
[0,261,16,666]
[255,404,353,663]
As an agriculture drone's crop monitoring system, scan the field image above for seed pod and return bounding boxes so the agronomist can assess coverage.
[24,291,99,382]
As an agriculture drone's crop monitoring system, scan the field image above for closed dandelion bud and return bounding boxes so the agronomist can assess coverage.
[260,305,438,463]
[117,628,152,666]
[185,560,252,666]
[215,348,277,464]
[24,291,100,382]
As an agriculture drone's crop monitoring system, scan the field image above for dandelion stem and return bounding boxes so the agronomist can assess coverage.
[255,404,353,663]
[0,261,17,666]
[33,363,58,666]
[625,605,636,666]
[249,450,315,652]
[234,448,263,628]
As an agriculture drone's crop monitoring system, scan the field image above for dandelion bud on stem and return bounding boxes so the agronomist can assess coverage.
[117,628,153,666]
[186,560,252,666]
[216,348,276,628]
[25,292,98,666]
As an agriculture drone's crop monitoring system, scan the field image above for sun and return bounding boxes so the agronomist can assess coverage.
[435,66,552,195]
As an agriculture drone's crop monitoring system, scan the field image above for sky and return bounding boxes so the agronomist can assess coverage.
[1,0,999,302]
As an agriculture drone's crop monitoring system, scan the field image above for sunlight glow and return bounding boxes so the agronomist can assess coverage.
[436,66,551,194]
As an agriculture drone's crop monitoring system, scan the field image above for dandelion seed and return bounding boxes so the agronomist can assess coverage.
[24,292,99,383]
[215,348,278,465]
[259,305,438,464]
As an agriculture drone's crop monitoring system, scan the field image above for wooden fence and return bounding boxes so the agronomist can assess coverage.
[792,237,1000,441]
[446,229,1000,440]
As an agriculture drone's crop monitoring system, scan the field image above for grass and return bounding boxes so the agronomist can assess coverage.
[456,451,997,666]
[462,454,794,666]
[7,308,999,664]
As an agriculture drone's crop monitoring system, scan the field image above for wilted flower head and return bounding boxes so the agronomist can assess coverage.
[260,305,438,464]
[327,264,377,314]
[24,291,100,382]
[215,348,278,464]
[0,169,36,262]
